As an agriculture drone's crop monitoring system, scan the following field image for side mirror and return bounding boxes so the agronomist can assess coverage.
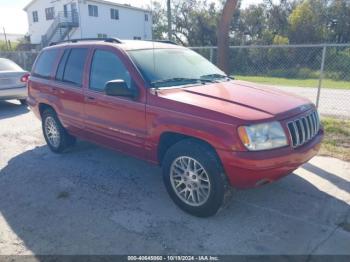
[105,80,136,98]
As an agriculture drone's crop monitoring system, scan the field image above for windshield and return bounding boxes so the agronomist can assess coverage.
[0,58,23,72]
[128,48,228,88]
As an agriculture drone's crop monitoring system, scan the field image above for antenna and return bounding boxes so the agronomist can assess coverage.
[151,0,156,80]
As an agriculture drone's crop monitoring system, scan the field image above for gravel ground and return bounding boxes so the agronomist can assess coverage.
[0,100,350,255]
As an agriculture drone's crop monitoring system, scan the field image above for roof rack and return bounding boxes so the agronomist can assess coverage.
[151,40,178,45]
[49,38,123,46]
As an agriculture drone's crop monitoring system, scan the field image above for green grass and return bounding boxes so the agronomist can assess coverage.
[235,75,350,90]
[319,117,350,161]
[0,40,19,51]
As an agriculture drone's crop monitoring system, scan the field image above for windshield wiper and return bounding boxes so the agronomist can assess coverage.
[151,77,215,88]
[200,74,231,81]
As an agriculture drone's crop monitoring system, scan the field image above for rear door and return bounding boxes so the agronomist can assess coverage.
[51,47,89,134]
[83,47,146,158]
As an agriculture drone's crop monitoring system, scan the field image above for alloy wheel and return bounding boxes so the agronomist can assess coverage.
[170,156,211,207]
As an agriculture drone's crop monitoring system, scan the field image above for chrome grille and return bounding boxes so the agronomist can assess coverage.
[287,110,320,148]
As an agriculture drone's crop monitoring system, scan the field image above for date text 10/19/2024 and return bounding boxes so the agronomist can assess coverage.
[127,256,220,261]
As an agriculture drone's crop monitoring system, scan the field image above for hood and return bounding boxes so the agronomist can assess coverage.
[156,80,313,121]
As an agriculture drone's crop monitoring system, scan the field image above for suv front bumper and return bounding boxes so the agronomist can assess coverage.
[217,130,324,189]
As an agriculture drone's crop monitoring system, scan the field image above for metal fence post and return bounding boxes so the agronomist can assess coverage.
[316,45,326,109]
[209,47,214,63]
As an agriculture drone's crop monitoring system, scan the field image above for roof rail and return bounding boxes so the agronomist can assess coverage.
[151,40,178,45]
[49,38,123,46]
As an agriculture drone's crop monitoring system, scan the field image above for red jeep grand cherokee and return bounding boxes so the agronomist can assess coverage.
[27,38,323,217]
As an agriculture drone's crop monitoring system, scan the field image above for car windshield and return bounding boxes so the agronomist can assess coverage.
[128,48,229,88]
[0,58,23,71]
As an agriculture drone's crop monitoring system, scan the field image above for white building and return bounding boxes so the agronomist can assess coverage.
[24,0,153,46]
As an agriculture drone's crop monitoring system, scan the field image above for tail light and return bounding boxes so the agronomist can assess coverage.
[20,73,30,83]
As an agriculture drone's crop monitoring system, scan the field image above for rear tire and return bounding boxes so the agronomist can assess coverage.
[42,108,76,153]
[162,139,229,217]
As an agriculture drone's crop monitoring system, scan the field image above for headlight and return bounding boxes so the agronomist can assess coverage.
[238,121,288,151]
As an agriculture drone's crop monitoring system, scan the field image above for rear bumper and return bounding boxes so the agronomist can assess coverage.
[27,95,41,119]
[0,86,27,100]
[217,130,324,189]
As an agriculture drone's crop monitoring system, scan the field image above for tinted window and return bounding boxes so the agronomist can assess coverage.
[90,50,131,91]
[33,49,59,78]
[0,58,23,71]
[55,49,70,81]
[62,48,88,87]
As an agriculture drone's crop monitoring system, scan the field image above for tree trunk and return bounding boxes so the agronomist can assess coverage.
[217,0,238,74]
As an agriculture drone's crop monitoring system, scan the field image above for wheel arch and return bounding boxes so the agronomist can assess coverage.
[38,103,56,117]
[157,131,223,167]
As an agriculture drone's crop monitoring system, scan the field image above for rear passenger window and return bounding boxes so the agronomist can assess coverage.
[56,49,70,81]
[61,48,88,87]
[89,50,131,91]
[33,49,59,79]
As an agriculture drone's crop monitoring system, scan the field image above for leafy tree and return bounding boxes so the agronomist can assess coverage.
[171,0,221,46]
[288,0,327,44]
[327,0,350,43]
[150,1,168,40]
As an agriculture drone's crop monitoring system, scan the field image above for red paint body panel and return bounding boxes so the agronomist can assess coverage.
[217,130,323,188]
[27,41,323,189]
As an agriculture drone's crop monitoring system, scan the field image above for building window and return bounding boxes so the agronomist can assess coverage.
[45,7,55,20]
[88,5,98,17]
[32,11,39,22]
[133,36,141,40]
[110,8,119,20]
[97,33,107,38]
[145,14,149,21]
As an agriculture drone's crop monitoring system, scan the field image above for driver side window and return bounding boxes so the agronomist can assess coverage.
[89,50,132,92]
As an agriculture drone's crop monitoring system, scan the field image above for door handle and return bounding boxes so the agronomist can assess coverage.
[52,87,58,94]
[86,96,96,102]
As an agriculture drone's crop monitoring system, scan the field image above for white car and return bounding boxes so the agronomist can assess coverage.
[0,58,29,104]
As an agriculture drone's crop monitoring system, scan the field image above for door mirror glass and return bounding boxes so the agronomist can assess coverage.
[105,80,136,98]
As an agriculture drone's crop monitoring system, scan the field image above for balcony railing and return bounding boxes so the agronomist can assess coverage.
[42,11,79,46]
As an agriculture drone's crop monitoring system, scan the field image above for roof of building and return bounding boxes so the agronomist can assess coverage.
[24,0,151,13]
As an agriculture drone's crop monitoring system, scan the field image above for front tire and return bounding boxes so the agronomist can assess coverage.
[162,139,229,217]
[42,108,76,153]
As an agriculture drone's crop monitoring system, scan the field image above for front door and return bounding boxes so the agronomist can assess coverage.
[83,47,146,158]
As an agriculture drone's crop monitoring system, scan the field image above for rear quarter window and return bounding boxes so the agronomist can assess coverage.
[33,49,60,79]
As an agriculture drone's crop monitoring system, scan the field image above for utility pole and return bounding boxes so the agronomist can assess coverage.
[167,0,172,41]
[3,27,9,51]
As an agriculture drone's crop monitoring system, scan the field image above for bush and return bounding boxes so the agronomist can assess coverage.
[267,67,319,79]
[326,48,350,81]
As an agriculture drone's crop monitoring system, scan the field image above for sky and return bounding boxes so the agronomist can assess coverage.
[0,0,263,35]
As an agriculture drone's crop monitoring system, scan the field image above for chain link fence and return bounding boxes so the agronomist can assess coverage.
[191,44,350,119]
[0,51,38,71]
[1,44,349,118]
